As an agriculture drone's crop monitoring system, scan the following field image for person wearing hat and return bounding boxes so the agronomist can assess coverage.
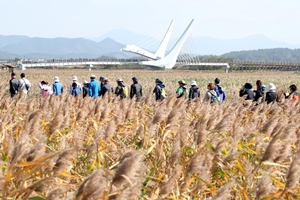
[100,77,113,97]
[253,80,266,103]
[89,74,101,98]
[188,80,200,100]
[99,76,105,92]
[176,80,188,99]
[214,78,226,103]
[69,76,82,95]
[53,76,63,96]
[115,78,128,99]
[130,77,142,101]
[9,72,19,98]
[18,73,31,98]
[153,78,166,101]
[265,83,278,104]
[82,80,89,98]
[239,82,254,100]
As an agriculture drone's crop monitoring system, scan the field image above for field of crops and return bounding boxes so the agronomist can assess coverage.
[0,69,300,200]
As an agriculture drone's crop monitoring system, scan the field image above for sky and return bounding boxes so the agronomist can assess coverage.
[1,0,300,44]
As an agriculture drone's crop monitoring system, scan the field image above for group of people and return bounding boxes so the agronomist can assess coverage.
[9,73,143,100]
[239,80,299,104]
[9,72,298,104]
[9,72,32,98]
[173,78,226,103]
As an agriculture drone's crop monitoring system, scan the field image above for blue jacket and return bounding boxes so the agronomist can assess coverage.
[214,85,226,102]
[71,87,81,97]
[153,83,165,101]
[53,82,63,96]
[89,79,101,98]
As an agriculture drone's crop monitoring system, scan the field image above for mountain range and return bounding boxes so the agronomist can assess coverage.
[0,30,300,60]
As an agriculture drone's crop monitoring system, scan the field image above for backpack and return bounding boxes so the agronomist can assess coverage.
[210,91,218,103]
[214,85,223,102]
[292,92,299,101]
[157,86,166,99]
[121,86,129,98]
[23,79,30,90]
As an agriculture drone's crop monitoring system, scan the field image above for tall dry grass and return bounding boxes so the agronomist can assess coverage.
[0,69,299,199]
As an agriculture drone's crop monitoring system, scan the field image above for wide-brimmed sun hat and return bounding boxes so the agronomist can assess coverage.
[72,76,78,81]
[178,80,186,85]
[53,76,60,82]
[190,80,197,86]
[268,83,276,90]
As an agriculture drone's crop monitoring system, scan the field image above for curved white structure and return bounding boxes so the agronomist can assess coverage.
[141,19,194,69]
[122,21,174,60]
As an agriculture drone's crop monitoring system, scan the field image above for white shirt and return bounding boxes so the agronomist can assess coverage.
[18,78,31,93]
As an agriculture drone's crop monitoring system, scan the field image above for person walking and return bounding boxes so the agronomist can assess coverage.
[203,83,218,103]
[189,80,200,100]
[115,78,128,99]
[69,76,81,95]
[265,83,278,104]
[176,80,188,99]
[70,82,81,97]
[9,72,19,98]
[99,76,105,92]
[239,82,254,100]
[130,77,142,101]
[82,80,89,98]
[89,74,101,98]
[153,78,166,101]
[53,76,63,96]
[38,81,52,98]
[214,78,226,103]
[101,77,113,97]
[18,73,31,98]
[254,80,266,102]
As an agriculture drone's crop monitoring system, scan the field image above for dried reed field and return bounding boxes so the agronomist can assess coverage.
[0,69,300,199]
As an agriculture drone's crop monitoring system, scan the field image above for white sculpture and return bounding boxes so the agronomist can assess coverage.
[122,20,194,69]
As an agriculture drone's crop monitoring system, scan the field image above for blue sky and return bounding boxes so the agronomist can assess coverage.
[1,0,299,44]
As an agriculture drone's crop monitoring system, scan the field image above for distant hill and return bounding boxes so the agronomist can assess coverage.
[222,48,300,62]
[95,30,300,55]
[1,33,300,61]
[0,35,133,59]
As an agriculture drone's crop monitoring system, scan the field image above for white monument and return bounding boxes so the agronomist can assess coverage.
[121,20,194,69]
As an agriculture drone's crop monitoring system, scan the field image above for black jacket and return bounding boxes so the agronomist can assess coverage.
[115,82,126,98]
[254,86,265,102]
[130,82,142,99]
[239,89,254,100]
[265,91,278,104]
[9,79,19,97]
[82,85,89,98]
[189,86,200,100]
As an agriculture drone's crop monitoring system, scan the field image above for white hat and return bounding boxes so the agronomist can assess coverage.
[53,76,60,82]
[83,80,88,84]
[268,83,276,90]
[90,74,96,78]
[116,78,123,82]
[190,80,197,86]
[72,76,78,81]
